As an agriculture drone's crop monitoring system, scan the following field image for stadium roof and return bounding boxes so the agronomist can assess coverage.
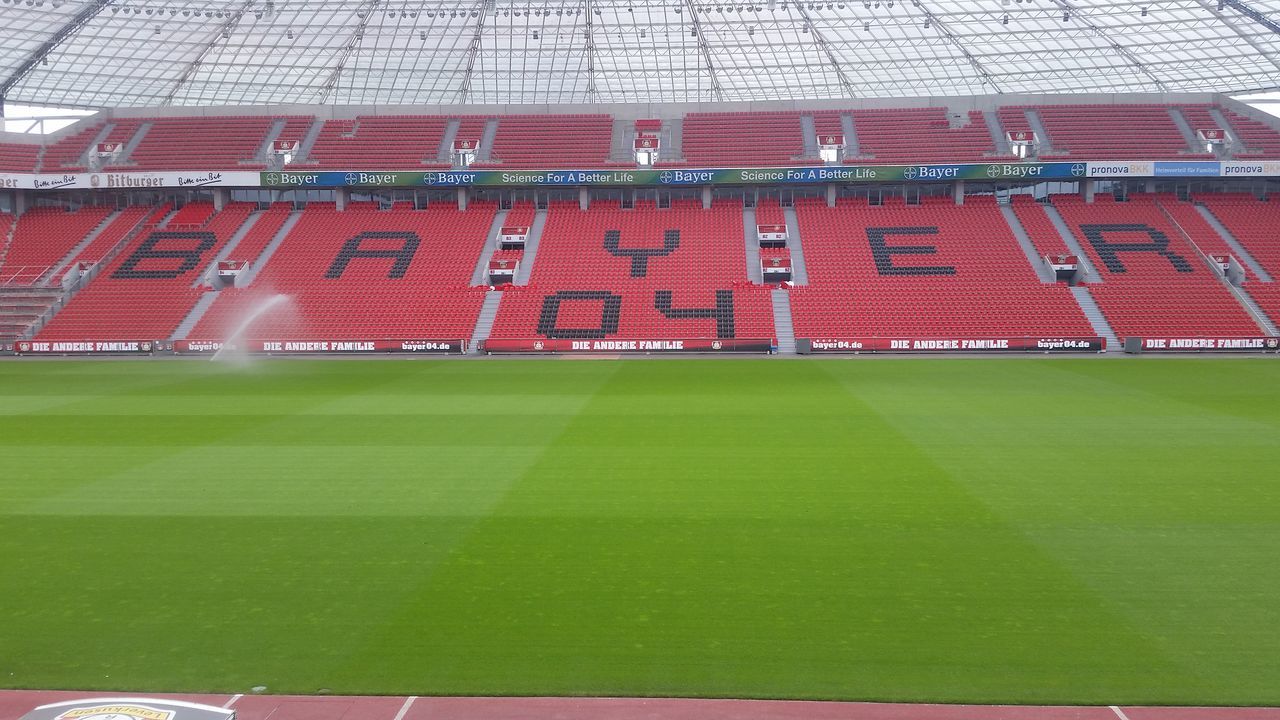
[2,0,1280,109]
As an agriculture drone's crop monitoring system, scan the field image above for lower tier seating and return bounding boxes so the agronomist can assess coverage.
[788,196,1094,340]
[190,202,496,340]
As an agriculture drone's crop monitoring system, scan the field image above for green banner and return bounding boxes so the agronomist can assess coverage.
[261,161,1088,189]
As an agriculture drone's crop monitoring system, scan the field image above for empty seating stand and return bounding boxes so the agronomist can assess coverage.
[477,114,613,169]
[788,195,1093,341]
[1198,194,1280,325]
[190,201,495,341]
[37,202,254,340]
[677,111,813,167]
[0,143,40,172]
[0,206,114,285]
[848,108,999,163]
[488,198,775,345]
[1025,104,1210,160]
[1052,194,1263,339]
[106,117,295,170]
[305,115,452,168]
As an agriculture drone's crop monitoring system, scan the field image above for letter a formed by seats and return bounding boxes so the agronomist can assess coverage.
[325,231,422,279]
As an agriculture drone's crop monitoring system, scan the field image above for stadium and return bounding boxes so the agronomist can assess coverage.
[2,1,1280,719]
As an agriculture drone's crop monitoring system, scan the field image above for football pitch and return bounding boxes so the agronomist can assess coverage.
[1,357,1278,706]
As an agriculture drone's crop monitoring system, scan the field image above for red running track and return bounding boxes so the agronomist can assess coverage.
[2,691,1279,720]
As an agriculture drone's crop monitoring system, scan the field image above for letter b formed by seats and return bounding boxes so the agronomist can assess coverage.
[325,231,421,279]
[113,231,217,279]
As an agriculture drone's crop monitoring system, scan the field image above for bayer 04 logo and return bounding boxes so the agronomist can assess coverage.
[1071,163,1086,176]
[902,166,919,180]
[659,171,673,184]
[344,172,359,185]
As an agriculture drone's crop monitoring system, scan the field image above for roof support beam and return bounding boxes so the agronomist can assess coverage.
[1222,0,1280,35]
[792,4,858,98]
[316,0,383,104]
[1049,0,1169,92]
[161,0,255,106]
[455,0,493,104]
[0,0,114,104]
[681,0,724,102]
[584,0,598,102]
[914,1,1004,93]
[1198,0,1280,76]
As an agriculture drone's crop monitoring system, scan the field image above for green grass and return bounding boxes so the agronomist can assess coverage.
[1,357,1279,705]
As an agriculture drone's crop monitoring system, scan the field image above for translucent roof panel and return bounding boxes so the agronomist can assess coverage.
[1,0,1279,108]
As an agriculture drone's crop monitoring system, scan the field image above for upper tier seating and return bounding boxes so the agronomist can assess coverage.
[678,111,814,167]
[489,199,775,342]
[847,109,999,163]
[305,115,452,168]
[478,114,613,168]
[106,117,295,170]
[189,201,496,340]
[1023,105,1211,160]
[788,195,1094,340]
[1219,109,1280,158]
[1051,194,1264,338]
[1197,194,1280,326]
[0,206,114,285]
[0,143,40,172]
[37,202,254,340]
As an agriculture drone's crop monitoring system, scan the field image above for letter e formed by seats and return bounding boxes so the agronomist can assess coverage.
[603,229,680,277]
[866,227,956,277]
[113,231,217,279]
[325,231,421,279]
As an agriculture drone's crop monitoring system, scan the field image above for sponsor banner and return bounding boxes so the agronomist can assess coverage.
[1221,160,1280,177]
[16,340,154,354]
[1138,337,1280,351]
[483,338,774,353]
[805,337,1105,353]
[1154,161,1220,177]
[27,171,262,190]
[260,162,1090,189]
[0,172,24,189]
[173,339,464,354]
[1087,162,1155,177]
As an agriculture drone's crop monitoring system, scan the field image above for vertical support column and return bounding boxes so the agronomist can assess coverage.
[1082,179,1095,204]
[14,189,30,215]
[212,188,229,211]
[578,187,589,211]
[458,187,468,211]
[1144,179,1156,194]
[826,183,836,208]
[701,185,711,209]
[335,187,348,211]
[953,180,965,205]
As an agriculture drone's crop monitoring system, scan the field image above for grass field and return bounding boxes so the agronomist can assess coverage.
[1,357,1278,706]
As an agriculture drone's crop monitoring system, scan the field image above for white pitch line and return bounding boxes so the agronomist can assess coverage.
[1110,705,1133,720]
[223,694,243,709]
[393,695,418,720]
